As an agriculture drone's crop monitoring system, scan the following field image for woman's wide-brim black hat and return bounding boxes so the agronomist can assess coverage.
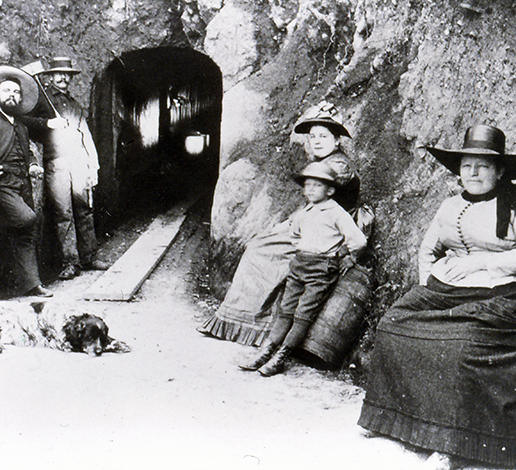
[426,124,515,176]
[0,66,39,114]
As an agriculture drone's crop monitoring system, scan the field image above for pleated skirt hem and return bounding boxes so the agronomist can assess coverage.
[199,314,271,347]
[358,402,516,467]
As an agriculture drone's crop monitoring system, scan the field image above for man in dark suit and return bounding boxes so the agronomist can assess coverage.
[0,66,52,297]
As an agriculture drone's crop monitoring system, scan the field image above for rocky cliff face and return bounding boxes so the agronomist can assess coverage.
[0,0,188,105]
[199,0,516,319]
[3,0,516,324]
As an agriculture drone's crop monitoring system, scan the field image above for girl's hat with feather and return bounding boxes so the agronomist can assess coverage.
[294,102,351,138]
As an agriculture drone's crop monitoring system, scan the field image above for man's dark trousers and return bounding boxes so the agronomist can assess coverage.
[0,174,40,293]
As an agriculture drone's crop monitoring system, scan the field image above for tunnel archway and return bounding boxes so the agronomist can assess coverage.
[90,46,222,231]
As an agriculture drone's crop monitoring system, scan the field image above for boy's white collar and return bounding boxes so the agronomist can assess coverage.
[306,199,336,211]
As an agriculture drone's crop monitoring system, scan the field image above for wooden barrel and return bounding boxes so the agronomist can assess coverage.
[301,264,372,368]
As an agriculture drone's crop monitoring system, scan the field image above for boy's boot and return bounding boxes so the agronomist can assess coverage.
[258,346,292,377]
[257,319,310,376]
[238,341,277,371]
[239,313,293,371]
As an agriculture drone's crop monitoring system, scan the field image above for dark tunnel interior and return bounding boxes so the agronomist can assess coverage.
[0,47,223,292]
[90,46,223,232]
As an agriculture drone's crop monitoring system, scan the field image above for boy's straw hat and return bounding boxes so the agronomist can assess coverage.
[294,161,339,186]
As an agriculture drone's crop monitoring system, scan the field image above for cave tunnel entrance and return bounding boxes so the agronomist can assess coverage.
[90,46,222,232]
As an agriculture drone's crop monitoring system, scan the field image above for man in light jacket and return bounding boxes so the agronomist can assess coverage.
[22,57,108,280]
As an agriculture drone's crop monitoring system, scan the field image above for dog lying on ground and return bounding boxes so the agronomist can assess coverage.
[0,301,130,356]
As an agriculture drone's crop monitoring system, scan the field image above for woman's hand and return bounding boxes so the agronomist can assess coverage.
[441,256,486,283]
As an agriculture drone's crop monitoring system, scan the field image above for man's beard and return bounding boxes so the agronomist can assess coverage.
[0,99,20,116]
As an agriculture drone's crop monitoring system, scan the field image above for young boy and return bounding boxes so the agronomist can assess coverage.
[239,161,367,376]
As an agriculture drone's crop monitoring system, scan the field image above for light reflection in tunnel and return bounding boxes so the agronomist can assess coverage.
[134,98,159,147]
[130,86,218,149]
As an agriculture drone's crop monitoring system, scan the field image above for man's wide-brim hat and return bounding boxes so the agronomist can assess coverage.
[294,103,351,138]
[294,161,339,187]
[44,57,81,75]
[0,65,39,114]
[426,124,514,175]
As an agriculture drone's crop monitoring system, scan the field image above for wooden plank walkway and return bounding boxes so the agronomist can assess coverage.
[83,196,198,301]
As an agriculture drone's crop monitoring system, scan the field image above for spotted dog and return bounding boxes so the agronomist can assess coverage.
[0,301,130,356]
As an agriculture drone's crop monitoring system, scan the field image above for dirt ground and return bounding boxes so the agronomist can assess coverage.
[0,197,496,470]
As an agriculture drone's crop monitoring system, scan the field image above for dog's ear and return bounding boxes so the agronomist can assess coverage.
[100,320,109,337]
[62,315,85,350]
[30,301,46,314]
[63,315,82,332]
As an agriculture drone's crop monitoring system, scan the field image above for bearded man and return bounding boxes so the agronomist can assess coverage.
[0,66,52,297]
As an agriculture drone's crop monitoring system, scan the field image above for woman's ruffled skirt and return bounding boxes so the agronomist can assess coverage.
[358,281,516,467]
[199,221,294,346]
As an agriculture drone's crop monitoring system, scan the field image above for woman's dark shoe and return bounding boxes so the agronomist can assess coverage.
[58,265,80,280]
[238,342,277,371]
[26,285,53,298]
[82,260,110,271]
[258,346,292,377]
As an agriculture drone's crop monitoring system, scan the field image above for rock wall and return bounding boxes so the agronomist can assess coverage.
[201,0,516,321]
[3,0,516,329]
[0,0,188,108]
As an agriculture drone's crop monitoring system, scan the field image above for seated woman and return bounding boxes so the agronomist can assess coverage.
[358,124,516,469]
[198,102,374,366]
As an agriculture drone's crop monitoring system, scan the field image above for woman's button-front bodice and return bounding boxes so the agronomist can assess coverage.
[439,196,516,255]
[456,201,474,254]
[422,195,516,288]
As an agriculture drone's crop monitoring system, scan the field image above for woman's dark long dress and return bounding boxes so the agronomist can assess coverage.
[359,280,516,466]
[359,194,516,467]
[200,151,374,365]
